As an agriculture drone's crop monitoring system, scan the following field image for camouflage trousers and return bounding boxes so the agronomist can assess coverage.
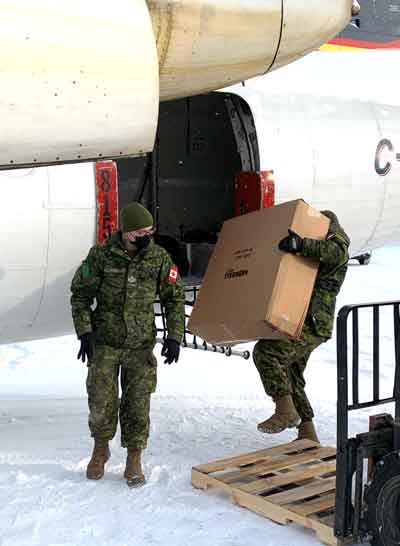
[86,343,157,449]
[253,324,326,422]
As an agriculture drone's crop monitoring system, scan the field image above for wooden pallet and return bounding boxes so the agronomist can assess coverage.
[192,439,340,546]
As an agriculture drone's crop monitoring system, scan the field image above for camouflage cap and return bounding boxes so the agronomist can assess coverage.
[321,209,351,246]
[120,202,153,232]
[321,210,339,224]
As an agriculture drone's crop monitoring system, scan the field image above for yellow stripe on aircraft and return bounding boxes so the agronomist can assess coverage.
[319,44,365,52]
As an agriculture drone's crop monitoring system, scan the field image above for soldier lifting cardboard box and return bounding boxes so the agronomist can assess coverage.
[188,199,330,345]
[188,200,350,442]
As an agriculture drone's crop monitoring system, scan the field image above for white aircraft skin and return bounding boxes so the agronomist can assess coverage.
[228,84,400,254]
[1,0,398,345]
[251,49,400,107]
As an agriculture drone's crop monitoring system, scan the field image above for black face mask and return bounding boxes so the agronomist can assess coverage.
[135,234,151,250]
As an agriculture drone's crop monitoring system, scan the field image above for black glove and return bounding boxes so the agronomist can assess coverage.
[77,332,94,363]
[278,229,304,254]
[161,339,180,364]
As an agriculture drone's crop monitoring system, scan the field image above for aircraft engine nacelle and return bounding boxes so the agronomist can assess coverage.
[0,0,160,168]
[150,0,354,101]
[0,0,354,168]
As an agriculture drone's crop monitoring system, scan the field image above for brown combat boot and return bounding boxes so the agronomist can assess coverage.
[257,395,300,433]
[86,440,111,480]
[295,420,320,443]
[124,448,146,488]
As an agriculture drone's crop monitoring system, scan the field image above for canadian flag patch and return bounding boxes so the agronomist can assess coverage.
[168,265,178,283]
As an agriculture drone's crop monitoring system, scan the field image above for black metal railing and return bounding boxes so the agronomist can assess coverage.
[155,286,251,360]
[335,301,400,540]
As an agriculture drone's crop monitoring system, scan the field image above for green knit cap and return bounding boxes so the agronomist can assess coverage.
[120,202,153,232]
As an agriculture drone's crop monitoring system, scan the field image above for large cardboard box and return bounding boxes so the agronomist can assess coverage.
[187,199,330,345]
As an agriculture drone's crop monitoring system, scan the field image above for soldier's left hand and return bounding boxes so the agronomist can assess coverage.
[77,332,94,363]
[278,229,304,254]
[161,339,180,364]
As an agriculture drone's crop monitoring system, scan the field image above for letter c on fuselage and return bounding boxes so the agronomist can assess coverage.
[375,139,394,177]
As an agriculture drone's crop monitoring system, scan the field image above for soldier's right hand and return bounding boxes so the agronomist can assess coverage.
[278,229,304,254]
[77,333,94,363]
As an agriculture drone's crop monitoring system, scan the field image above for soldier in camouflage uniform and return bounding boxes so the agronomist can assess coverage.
[253,210,350,443]
[71,202,185,487]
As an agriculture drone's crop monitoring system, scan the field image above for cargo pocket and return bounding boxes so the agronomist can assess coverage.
[145,353,157,393]
[121,349,157,394]
[86,365,95,399]
[148,353,157,367]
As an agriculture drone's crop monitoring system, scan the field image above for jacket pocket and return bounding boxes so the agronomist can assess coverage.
[94,311,127,348]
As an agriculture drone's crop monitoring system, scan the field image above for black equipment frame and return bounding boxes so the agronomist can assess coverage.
[334,300,400,541]
[155,286,251,360]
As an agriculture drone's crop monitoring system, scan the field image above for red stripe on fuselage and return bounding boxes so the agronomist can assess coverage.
[329,37,400,49]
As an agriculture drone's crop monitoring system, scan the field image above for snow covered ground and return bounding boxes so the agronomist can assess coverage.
[0,246,399,546]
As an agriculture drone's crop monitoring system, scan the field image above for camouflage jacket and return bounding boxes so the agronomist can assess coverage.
[300,221,350,339]
[70,234,185,349]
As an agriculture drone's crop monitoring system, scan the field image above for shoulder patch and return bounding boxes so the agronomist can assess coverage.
[168,265,178,283]
[81,262,91,279]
